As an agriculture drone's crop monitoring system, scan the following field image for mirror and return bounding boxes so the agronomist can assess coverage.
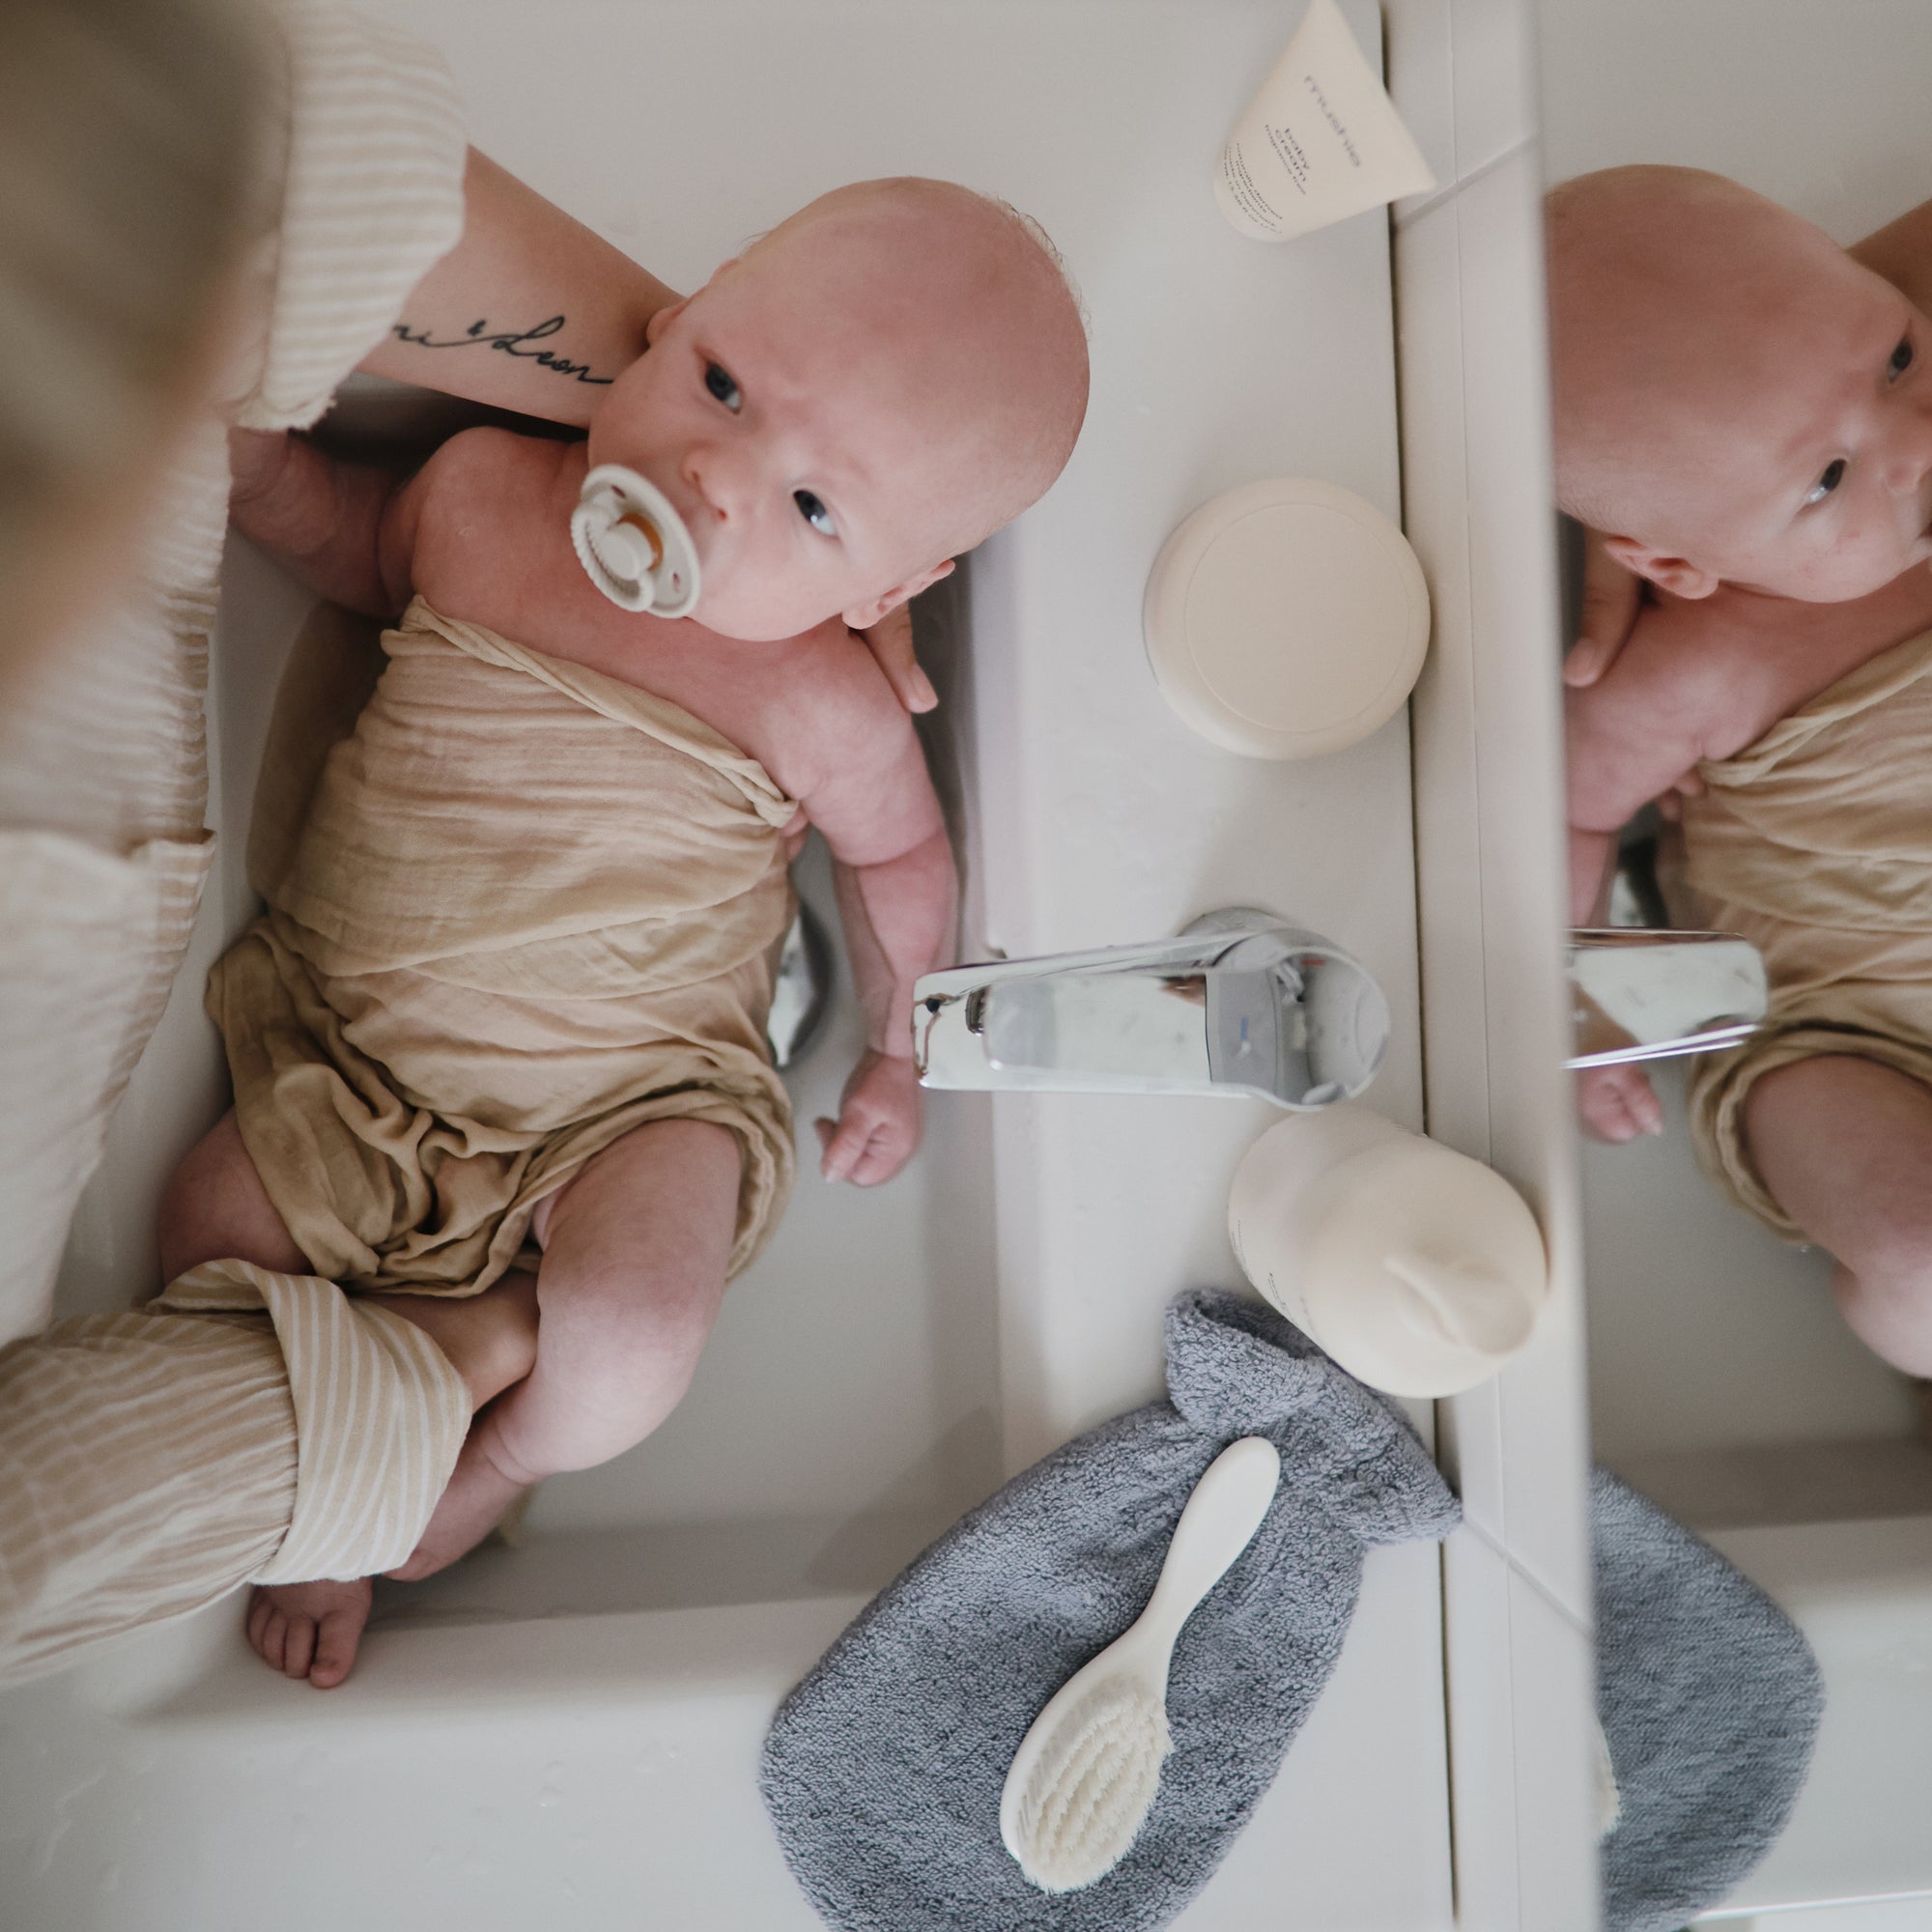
[1535,0,1932,1918]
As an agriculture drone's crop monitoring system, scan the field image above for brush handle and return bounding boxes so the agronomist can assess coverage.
[1138,1435,1281,1654]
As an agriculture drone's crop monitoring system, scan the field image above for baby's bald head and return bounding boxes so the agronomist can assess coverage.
[603,175,1090,640]
[743,177,1091,554]
[1546,165,1932,602]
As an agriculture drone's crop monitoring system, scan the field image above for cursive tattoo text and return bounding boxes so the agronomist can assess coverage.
[388,313,614,385]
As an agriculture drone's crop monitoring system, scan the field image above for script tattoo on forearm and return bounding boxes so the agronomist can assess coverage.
[388,313,614,385]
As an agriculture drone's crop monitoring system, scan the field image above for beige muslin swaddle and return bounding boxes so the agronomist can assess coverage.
[209,597,798,1293]
[1678,627,1932,1237]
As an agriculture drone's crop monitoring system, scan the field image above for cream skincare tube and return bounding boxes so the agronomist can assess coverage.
[1215,0,1435,243]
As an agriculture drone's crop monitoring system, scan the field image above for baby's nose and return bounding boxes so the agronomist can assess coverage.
[681,444,750,523]
[1881,427,1932,497]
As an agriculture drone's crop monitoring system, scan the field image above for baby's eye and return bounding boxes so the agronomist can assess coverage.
[704,361,742,413]
[1805,458,1846,507]
[794,489,837,537]
[1891,336,1916,381]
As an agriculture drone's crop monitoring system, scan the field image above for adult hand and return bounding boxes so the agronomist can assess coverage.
[816,1048,923,1184]
[853,603,937,714]
[1563,527,1644,689]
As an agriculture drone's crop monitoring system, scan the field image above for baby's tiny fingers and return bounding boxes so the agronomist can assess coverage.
[819,1116,867,1182]
[1563,636,1615,687]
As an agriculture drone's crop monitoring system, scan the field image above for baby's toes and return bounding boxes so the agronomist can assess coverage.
[252,1601,288,1672]
[280,1612,318,1680]
[309,1606,363,1690]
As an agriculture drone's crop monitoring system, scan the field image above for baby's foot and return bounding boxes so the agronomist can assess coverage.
[244,1577,373,1689]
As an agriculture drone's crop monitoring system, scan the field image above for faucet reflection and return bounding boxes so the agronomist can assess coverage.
[1565,928,1768,1069]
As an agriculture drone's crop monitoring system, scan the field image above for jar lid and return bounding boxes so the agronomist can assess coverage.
[1305,1139,1548,1397]
[1143,478,1430,759]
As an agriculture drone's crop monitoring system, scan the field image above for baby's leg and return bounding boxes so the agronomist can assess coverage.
[160,1108,541,1684]
[1745,1055,1932,1374]
[158,1108,309,1280]
[161,1106,539,1407]
[388,1117,741,1582]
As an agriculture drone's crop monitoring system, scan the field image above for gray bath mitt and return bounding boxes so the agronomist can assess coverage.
[1595,1467,1824,1932]
[759,1288,1461,1932]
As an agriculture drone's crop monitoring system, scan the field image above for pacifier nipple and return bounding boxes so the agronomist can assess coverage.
[571,463,701,618]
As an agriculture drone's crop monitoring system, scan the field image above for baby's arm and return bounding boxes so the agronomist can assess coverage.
[794,686,956,1186]
[1565,607,1731,923]
[1565,602,1738,1140]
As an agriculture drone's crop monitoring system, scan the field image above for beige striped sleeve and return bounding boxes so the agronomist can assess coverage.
[0,1266,469,1688]
[0,1306,295,1689]
[0,3,469,1344]
[239,0,469,433]
[159,1263,469,1584]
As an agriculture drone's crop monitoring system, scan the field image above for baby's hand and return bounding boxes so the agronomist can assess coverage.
[816,1049,922,1185]
[1562,527,1644,689]
[853,604,938,714]
[1576,1061,1664,1142]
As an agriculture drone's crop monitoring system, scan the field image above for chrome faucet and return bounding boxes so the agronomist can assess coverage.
[912,909,1390,1109]
[1565,928,1767,1067]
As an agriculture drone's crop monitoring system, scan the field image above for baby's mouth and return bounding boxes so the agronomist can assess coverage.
[571,465,702,617]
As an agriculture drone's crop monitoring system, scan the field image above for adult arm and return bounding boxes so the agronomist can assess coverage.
[1851,196,1932,310]
[226,427,426,618]
[356,148,676,425]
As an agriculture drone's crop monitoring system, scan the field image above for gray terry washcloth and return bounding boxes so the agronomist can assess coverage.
[1594,1467,1824,1932]
[760,1288,1460,1932]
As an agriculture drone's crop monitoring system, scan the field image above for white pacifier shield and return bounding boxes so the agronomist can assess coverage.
[571,463,701,618]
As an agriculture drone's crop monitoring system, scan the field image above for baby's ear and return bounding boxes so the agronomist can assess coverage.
[1602,534,1721,600]
[643,296,692,347]
[842,558,955,631]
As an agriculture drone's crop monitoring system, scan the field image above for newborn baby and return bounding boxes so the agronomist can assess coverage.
[163,177,1089,1684]
[1551,165,1932,1375]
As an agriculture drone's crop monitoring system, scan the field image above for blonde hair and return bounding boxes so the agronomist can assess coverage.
[0,0,264,664]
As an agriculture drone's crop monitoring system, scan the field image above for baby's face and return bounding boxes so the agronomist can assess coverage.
[1634,245,1932,602]
[585,238,970,642]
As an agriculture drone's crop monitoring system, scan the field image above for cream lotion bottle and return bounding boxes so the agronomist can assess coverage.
[1215,0,1435,243]
[1227,1105,1548,1397]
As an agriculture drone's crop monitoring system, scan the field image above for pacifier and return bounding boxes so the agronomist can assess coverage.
[570,463,701,618]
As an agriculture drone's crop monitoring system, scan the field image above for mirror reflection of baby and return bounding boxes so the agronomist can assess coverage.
[163,177,1089,1686]
[1550,165,1932,1378]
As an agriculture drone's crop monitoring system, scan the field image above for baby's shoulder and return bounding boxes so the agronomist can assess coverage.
[407,428,582,610]
[417,426,574,518]
[750,618,918,801]
[1592,592,1776,730]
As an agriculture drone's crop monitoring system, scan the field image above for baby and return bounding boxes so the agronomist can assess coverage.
[1550,165,1932,1376]
[162,177,1089,1685]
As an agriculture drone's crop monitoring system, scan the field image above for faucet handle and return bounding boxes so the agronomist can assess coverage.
[1566,928,1767,1068]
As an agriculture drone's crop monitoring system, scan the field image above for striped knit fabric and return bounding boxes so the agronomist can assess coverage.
[161,1261,470,1584]
[0,1263,469,1687]
[0,0,466,1343]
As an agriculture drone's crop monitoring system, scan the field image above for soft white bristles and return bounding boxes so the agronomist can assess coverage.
[1008,1678,1172,1892]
